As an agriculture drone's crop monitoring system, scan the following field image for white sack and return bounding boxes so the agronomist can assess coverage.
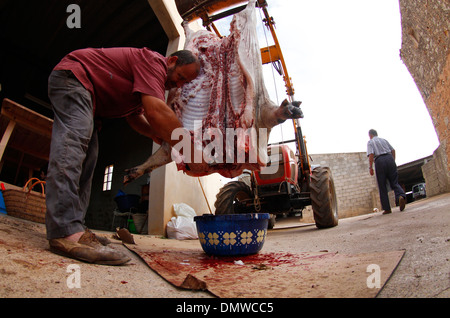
[166,203,198,240]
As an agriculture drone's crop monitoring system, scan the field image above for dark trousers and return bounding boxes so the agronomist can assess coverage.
[374,154,405,211]
[46,70,98,239]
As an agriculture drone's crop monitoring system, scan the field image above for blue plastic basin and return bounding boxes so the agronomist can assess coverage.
[194,213,270,256]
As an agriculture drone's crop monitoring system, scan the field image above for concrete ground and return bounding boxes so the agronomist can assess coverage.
[0,193,449,298]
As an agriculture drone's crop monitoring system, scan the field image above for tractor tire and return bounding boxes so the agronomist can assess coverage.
[214,181,253,215]
[310,166,338,229]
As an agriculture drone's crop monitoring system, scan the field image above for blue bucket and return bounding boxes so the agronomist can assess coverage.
[194,213,270,256]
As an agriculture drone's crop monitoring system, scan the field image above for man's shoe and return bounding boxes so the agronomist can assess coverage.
[382,210,392,215]
[80,228,111,246]
[399,196,406,211]
[49,230,130,265]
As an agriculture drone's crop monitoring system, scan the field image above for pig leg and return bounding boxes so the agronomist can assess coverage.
[260,99,303,129]
[123,142,173,185]
[275,99,303,123]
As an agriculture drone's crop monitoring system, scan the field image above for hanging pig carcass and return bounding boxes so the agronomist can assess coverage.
[123,1,302,185]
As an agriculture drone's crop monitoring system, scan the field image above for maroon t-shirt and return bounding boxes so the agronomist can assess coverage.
[54,47,169,118]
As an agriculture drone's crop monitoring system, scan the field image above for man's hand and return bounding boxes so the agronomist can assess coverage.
[368,153,375,176]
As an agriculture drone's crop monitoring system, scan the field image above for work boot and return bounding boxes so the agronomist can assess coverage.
[49,230,130,265]
[399,196,406,212]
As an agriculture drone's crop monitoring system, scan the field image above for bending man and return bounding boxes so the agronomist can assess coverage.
[46,48,200,265]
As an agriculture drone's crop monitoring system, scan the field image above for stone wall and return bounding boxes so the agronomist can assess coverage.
[422,145,450,196]
[399,0,450,195]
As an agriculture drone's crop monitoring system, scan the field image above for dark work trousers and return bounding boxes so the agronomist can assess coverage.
[374,153,406,211]
[46,70,98,239]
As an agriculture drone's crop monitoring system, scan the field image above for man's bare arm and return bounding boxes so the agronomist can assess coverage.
[126,113,162,144]
[140,94,184,147]
[369,153,375,176]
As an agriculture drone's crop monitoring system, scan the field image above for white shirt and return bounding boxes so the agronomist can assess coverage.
[367,136,394,157]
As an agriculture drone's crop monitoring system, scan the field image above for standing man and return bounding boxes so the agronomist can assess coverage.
[46,48,201,265]
[367,129,406,215]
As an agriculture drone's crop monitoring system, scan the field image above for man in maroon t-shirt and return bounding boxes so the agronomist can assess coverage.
[46,48,200,265]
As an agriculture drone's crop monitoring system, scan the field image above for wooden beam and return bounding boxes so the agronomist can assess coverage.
[1,98,53,138]
[147,0,182,41]
[0,120,16,162]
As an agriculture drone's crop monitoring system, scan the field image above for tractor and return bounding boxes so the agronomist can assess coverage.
[214,144,338,229]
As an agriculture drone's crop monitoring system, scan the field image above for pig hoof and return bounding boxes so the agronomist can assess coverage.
[292,101,302,108]
[280,99,303,119]
[278,99,303,118]
[123,168,139,185]
[289,103,303,118]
